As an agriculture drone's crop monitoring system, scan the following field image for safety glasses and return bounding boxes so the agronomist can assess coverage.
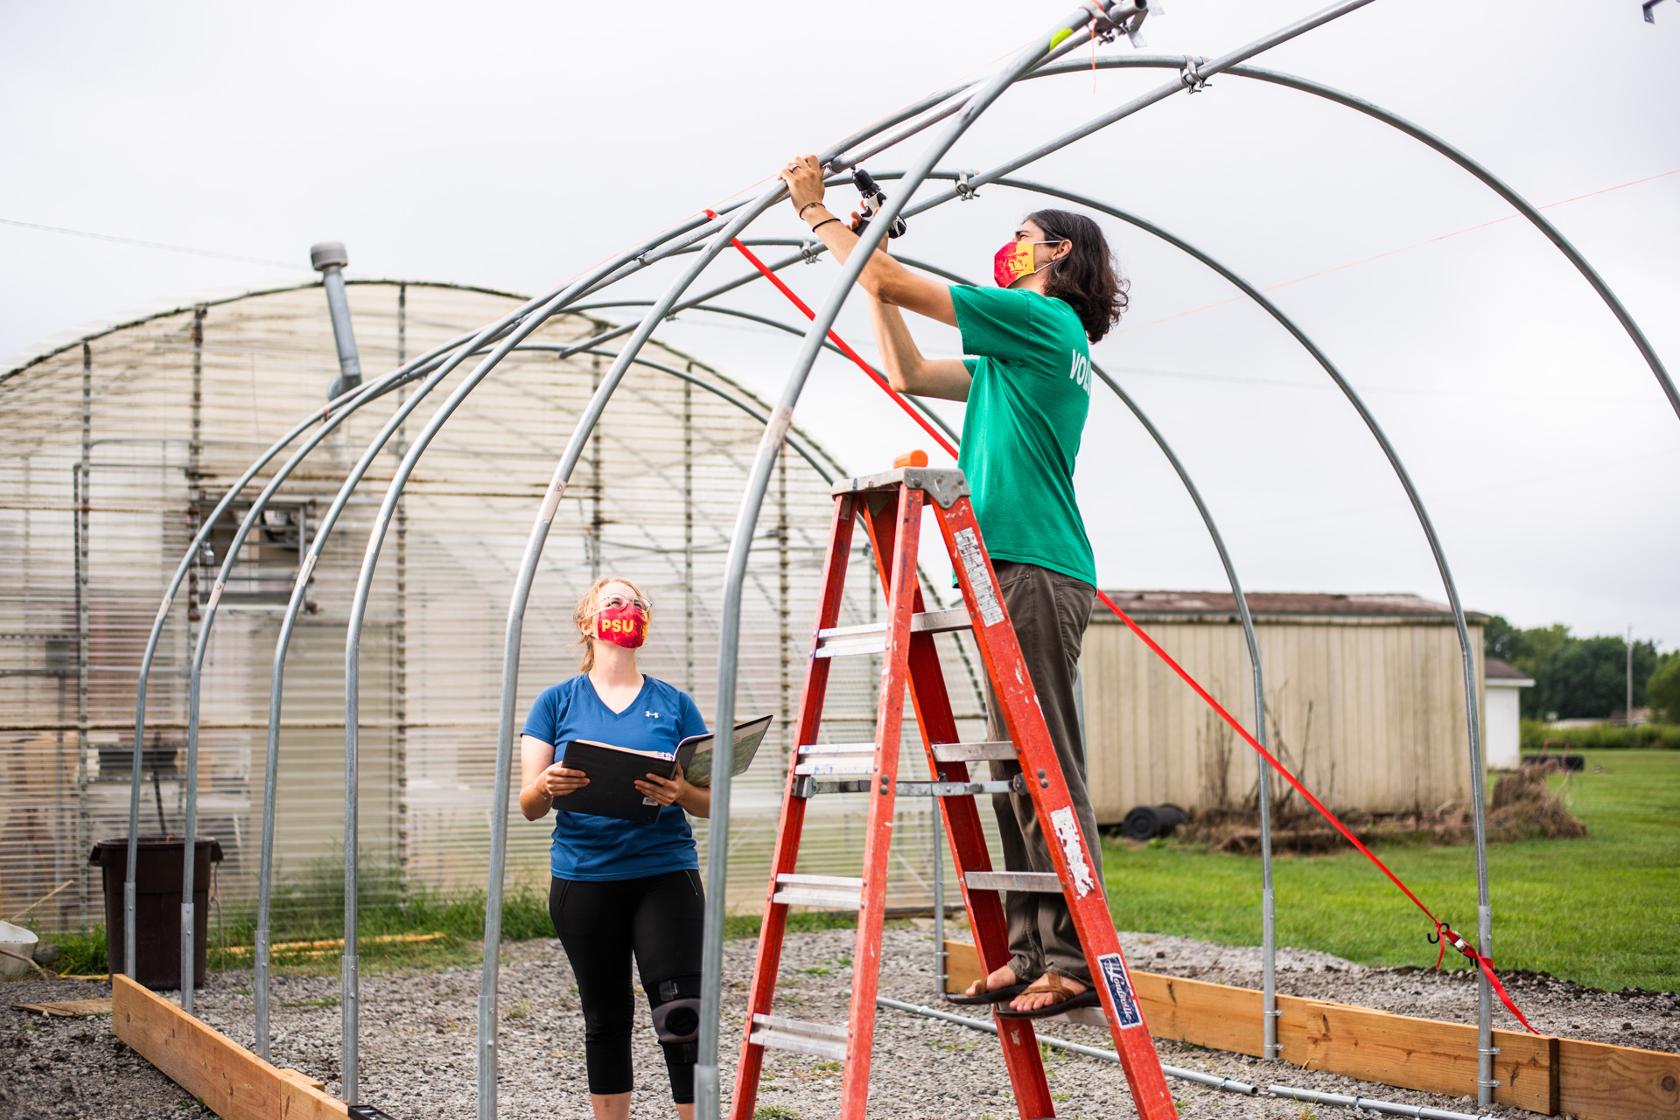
[599,593,651,614]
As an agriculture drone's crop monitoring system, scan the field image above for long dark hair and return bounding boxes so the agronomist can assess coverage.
[1027,208,1127,342]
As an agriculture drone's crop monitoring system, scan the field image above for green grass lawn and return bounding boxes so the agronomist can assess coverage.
[54,752,1675,993]
[1101,749,1680,992]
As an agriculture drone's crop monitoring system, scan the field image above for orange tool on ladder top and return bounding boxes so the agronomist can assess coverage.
[729,464,1178,1120]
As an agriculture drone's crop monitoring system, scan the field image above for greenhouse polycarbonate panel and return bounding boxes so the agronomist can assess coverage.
[0,280,986,936]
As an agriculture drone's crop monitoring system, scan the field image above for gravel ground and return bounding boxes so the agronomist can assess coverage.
[3,925,1676,1120]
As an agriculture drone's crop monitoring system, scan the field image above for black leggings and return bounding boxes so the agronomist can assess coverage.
[549,869,705,1102]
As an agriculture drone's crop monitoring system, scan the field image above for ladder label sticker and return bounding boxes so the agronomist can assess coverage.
[1096,953,1143,1030]
[952,528,1004,626]
[1050,807,1096,897]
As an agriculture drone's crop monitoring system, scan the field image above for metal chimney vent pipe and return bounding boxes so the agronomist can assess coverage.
[311,241,362,398]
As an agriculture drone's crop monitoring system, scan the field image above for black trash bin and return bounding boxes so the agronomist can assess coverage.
[89,837,223,990]
[1120,803,1188,841]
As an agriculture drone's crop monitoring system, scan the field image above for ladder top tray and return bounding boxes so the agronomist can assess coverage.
[831,466,969,507]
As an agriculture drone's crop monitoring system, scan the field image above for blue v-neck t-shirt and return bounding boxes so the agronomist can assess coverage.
[522,674,707,881]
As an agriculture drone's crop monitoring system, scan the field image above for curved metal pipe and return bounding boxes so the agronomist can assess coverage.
[1017,55,1678,421]
[567,293,963,449]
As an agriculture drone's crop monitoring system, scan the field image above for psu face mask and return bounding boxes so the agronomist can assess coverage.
[594,603,648,649]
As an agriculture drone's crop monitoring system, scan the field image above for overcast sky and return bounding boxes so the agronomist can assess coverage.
[4,1,1677,648]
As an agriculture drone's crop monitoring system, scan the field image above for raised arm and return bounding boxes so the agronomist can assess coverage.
[779,155,957,328]
[868,299,972,402]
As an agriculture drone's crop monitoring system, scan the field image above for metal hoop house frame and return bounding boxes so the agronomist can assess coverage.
[112,2,1675,1118]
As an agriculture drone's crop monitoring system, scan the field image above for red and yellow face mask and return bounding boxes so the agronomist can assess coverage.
[993,239,1060,288]
[594,602,648,649]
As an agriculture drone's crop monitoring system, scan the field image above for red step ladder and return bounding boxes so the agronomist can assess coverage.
[730,465,1178,1120]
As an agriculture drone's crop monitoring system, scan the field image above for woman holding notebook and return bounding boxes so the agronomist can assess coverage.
[519,576,709,1120]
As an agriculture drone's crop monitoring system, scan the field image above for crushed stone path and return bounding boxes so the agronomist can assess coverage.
[3,924,1675,1119]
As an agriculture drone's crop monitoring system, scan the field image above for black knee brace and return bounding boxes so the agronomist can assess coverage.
[646,974,702,1061]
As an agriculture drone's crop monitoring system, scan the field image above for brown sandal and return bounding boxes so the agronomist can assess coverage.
[995,971,1101,1018]
[947,976,1029,1005]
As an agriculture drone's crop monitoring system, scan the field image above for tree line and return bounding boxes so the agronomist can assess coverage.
[1484,616,1680,723]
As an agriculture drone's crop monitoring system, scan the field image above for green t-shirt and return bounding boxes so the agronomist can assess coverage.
[950,284,1096,587]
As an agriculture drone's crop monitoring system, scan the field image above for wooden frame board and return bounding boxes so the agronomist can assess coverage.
[111,975,347,1120]
[943,939,1678,1120]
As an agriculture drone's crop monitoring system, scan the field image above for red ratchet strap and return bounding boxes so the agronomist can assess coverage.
[1095,587,1539,1034]
[703,210,959,459]
[716,207,1539,1034]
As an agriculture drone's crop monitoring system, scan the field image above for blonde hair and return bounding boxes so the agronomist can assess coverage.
[575,575,653,672]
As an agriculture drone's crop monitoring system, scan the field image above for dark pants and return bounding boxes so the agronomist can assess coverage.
[984,561,1100,983]
[549,869,704,1102]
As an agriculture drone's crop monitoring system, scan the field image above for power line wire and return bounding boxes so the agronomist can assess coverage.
[0,216,303,271]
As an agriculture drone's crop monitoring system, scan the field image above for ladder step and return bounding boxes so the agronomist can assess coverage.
[771,873,863,909]
[802,777,1017,797]
[797,741,877,756]
[965,871,1064,893]
[931,739,1017,763]
[792,779,1014,795]
[793,759,876,777]
[749,1014,849,1061]
[898,778,1017,797]
[813,607,971,658]
[793,742,875,777]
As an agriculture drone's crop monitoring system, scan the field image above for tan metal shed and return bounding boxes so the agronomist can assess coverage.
[1082,591,1486,823]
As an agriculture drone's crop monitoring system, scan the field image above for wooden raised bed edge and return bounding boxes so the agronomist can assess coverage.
[111,975,347,1120]
[943,939,1679,1120]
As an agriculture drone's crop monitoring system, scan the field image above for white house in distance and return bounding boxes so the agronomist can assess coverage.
[1483,657,1536,769]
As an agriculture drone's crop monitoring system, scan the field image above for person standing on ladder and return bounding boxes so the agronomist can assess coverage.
[778,154,1127,1016]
